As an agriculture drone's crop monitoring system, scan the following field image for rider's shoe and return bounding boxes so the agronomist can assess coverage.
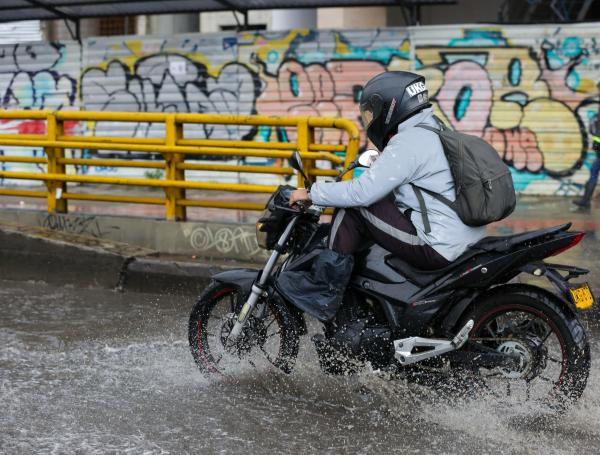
[573,180,594,208]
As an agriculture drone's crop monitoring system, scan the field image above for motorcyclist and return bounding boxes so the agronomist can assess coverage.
[276,71,487,322]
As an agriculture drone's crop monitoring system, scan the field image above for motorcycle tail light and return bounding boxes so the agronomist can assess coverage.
[550,232,585,256]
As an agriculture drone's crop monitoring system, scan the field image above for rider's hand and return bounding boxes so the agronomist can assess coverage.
[289,188,310,206]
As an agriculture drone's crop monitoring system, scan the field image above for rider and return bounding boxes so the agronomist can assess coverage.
[276,71,487,321]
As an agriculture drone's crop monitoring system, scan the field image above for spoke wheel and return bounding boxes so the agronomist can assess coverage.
[460,287,590,409]
[188,283,299,377]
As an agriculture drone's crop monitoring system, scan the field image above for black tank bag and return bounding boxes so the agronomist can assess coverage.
[411,117,516,233]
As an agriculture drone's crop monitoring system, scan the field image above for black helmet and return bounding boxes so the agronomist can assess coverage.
[359,71,431,151]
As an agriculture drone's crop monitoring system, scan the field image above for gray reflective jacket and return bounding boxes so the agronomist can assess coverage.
[310,107,487,261]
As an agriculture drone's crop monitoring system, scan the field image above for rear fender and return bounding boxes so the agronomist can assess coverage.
[212,268,259,296]
[442,283,579,334]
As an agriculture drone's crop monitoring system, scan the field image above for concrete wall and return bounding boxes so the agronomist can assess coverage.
[200,11,273,33]
[272,9,317,31]
[318,7,388,28]
[0,210,267,262]
[418,0,505,25]
[1,23,599,196]
[148,14,199,35]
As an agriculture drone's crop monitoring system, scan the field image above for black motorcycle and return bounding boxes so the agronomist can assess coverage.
[189,151,592,408]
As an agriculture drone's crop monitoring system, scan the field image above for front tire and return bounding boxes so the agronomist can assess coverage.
[461,286,590,407]
[188,282,300,377]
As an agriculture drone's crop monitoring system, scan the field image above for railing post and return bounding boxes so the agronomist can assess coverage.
[45,113,68,213]
[342,121,360,181]
[164,115,186,221]
[296,118,314,187]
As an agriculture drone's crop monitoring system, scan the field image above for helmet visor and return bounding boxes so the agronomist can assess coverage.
[360,103,374,129]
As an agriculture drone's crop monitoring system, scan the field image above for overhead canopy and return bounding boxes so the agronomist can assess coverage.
[0,0,456,22]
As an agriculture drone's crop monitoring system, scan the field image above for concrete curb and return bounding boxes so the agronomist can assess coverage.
[0,221,252,295]
[123,256,235,295]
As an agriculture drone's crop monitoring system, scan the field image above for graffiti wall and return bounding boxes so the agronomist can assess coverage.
[1,24,599,195]
[0,42,80,181]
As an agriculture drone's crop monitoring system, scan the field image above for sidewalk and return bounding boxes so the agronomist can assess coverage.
[1,185,599,231]
[493,195,600,234]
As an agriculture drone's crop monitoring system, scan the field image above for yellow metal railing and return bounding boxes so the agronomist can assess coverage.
[0,110,360,220]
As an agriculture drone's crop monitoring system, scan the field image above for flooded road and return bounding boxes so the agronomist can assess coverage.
[2,236,600,454]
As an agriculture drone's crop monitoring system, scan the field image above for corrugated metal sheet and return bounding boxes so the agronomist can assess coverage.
[80,32,266,184]
[0,39,80,185]
[411,23,600,195]
[0,21,42,44]
[2,23,600,195]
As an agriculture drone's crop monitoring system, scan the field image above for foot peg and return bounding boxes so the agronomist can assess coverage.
[393,320,474,366]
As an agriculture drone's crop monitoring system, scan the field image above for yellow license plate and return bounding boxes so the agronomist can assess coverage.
[569,283,595,310]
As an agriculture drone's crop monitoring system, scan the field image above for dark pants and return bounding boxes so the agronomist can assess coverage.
[329,195,450,270]
[587,150,600,188]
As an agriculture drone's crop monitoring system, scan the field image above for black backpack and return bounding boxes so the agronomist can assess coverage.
[411,118,516,233]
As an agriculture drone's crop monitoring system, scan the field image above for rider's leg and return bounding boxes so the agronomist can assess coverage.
[330,194,449,270]
[276,195,447,321]
[275,247,354,321]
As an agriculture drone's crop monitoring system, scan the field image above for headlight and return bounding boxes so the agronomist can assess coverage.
[256,221,268,250]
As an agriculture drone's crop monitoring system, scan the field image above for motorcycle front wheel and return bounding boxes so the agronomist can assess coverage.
[188,282,300,377]
[461,287,590,409]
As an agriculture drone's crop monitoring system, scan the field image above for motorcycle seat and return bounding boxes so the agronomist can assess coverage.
[385,223,572,287]
[468,223,571,253]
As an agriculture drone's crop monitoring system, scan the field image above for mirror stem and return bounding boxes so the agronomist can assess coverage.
[300,170,312,189]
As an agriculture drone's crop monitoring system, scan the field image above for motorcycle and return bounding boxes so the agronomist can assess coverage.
[189,150,592,408]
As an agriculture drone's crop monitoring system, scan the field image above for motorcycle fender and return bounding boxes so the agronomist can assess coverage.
[212,268,259,296]
[443,283,579,333]
[441,292,479,334]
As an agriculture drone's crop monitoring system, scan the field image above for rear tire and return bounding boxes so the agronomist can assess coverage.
[460,286,590,407]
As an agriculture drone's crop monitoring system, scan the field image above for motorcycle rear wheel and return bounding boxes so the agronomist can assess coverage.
[461,287,590,409]
[188,282,300,377]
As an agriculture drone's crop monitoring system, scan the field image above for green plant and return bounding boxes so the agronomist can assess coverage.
[144,169,164,180]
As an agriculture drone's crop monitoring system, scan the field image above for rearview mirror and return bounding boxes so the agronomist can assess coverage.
[289,150,312,187]
[357,149,379,168]
[289,150,304,174]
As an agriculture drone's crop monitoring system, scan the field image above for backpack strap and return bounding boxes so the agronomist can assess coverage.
[411,117,456,234]
[410,184,456,235]
[410,184,431,234]
[432,114,449,130]
[415,123,440,134]
[416,115,447,132]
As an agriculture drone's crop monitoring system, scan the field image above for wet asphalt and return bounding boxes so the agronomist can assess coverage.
[2,234,600,454]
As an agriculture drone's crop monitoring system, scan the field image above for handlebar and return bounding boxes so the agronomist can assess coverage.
[269,184,323,215]
[272,201,323,217]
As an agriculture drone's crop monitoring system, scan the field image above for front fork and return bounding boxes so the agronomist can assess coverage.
[228,217,298,341]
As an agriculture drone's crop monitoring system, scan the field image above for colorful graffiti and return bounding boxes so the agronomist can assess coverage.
[80,57,261,141]
[1,26,599,195]
[0,42,77,111]
[0,42,77,142]
[0,42,78,181]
